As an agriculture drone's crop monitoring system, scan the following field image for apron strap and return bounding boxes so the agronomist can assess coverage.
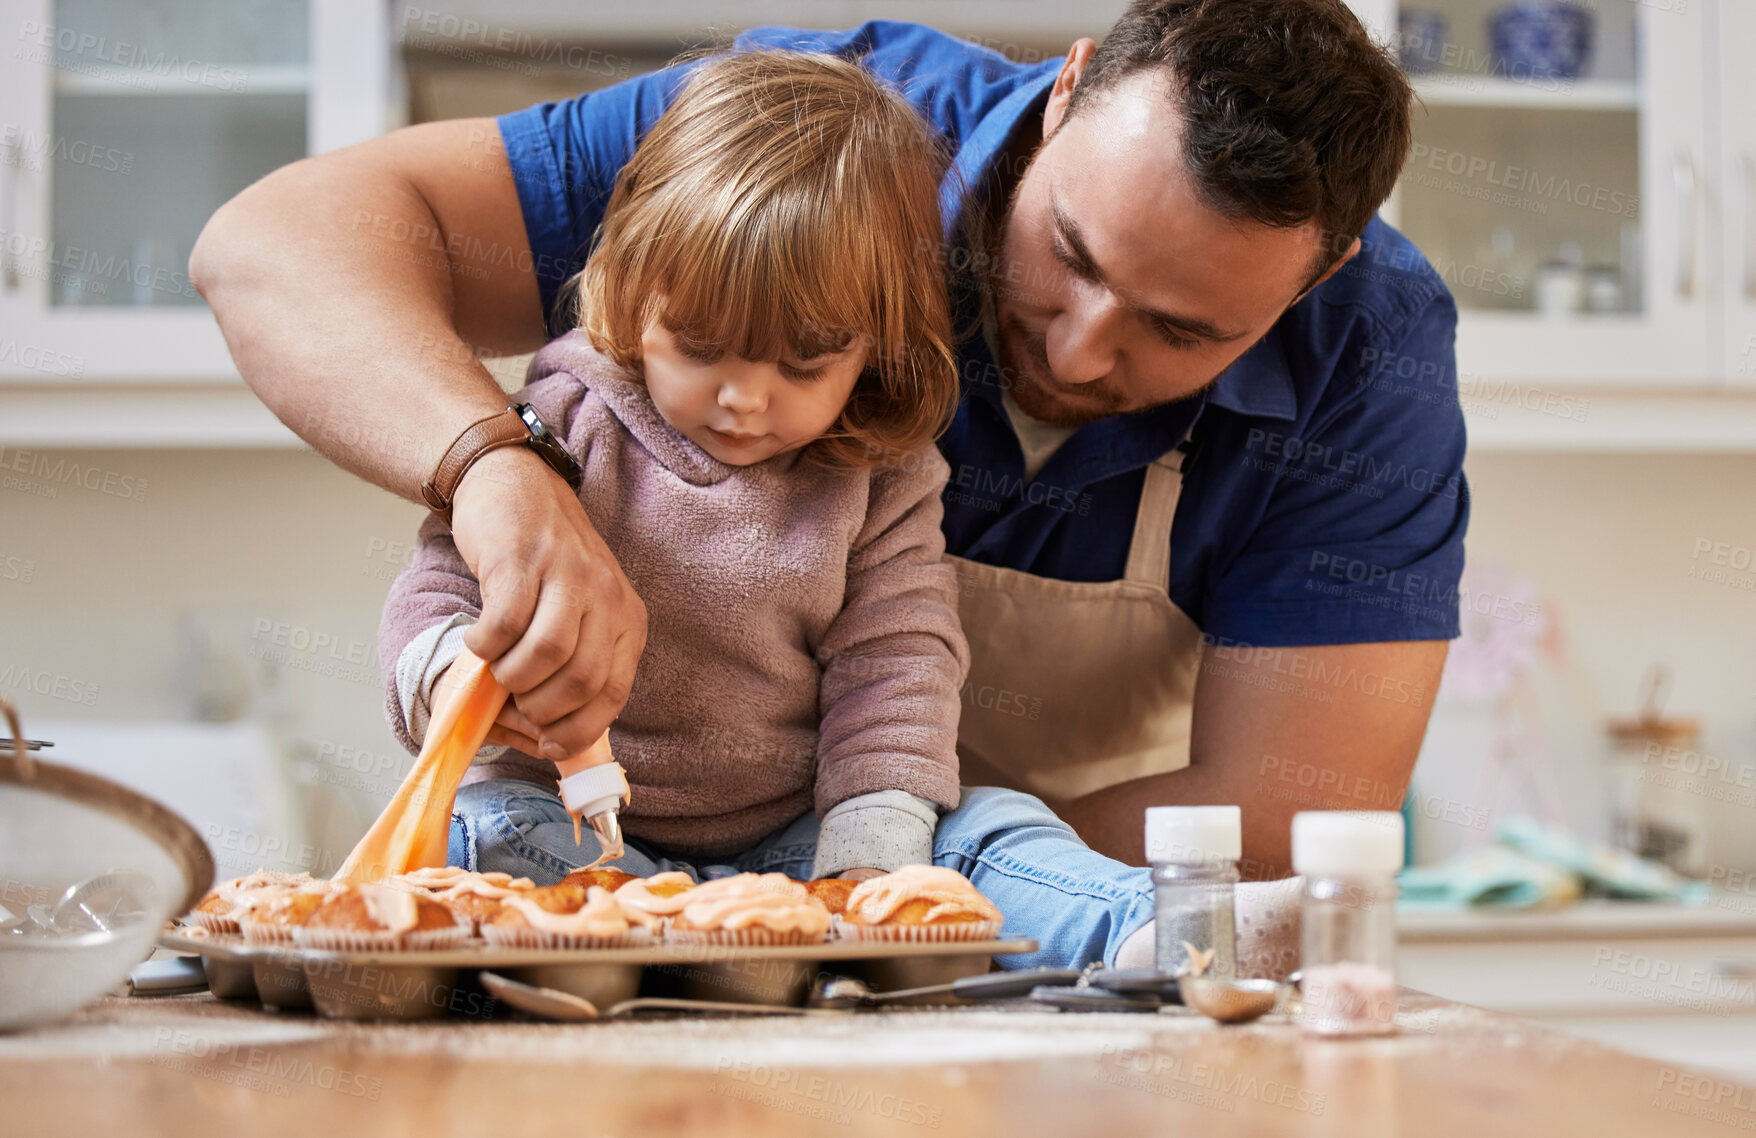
[1122,444,1190,591]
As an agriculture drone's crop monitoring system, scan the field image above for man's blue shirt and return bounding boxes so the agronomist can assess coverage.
[496,20,1468,648]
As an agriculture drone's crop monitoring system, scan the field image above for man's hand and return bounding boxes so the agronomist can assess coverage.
[449,445,647,760]
[836,867,886,882]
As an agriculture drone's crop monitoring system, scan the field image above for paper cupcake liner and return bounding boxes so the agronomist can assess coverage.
[240,920,303,946]
[293,916,472,953]
[834,919,1002,944]
[480,924,652,951]
[180,910,241,935]
[665,926,827,948]
[617,914,673,940]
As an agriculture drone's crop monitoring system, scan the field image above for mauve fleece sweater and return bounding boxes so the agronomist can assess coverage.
[378,332,969,858]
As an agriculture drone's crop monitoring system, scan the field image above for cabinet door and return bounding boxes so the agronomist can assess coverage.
[1722,0,1756,387]
[0,0,379,383]
[1358,0,1713,385]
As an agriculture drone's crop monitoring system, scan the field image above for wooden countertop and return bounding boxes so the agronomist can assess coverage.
[4,988,1750,1137]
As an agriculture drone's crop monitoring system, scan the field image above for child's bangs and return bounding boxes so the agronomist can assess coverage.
[650,192,885,366]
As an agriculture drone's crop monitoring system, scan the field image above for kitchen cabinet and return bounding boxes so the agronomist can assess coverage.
[0,0,395,439]
[6,0,1754,447]
[1719,0,1756,389]
[1351,0,1721,386]
[1401,902,1756,1084]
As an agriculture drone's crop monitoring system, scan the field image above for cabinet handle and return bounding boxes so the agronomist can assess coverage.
[1673,151,1698,301]
[1,134,17,292]
[1744,152,1756,302]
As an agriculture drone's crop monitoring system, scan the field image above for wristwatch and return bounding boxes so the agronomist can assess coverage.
[420,402,583,527]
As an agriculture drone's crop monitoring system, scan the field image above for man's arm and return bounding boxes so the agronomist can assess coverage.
[1058,639,1446,871]
[191,118,547,487]
[190,119,645,757]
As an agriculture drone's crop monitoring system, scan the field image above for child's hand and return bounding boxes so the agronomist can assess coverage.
[837,867,886,882]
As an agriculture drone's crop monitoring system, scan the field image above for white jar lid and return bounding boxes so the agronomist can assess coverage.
[1292,811,1404,876]
[1144,805,1241,863]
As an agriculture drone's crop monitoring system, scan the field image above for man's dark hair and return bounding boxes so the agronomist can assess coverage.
[1067,0,1412,283]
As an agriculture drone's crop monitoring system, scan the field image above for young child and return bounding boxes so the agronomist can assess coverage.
[378,49,1295,975]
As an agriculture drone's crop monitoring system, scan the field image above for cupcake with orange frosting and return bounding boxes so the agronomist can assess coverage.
[800,877,856,917]
[483,883,645,949]
[182,870,318,935]
[238,877,347,945]
[611,871,697,933]
[839,866,1003,942]
[559,866,639,894]
[293,882,471,951]
[667,872,831,946]
[388,866,535,933]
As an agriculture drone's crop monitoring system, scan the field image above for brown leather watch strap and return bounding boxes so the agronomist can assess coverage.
[420,407,529,527]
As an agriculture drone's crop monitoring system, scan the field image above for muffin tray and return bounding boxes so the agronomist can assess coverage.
[157,930,1037,1021]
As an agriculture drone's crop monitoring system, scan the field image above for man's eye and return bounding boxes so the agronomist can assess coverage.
[1150,321,1202,350]
[1050,234,1096,281]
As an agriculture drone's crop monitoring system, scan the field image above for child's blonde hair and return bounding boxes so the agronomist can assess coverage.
[568,50,958,466]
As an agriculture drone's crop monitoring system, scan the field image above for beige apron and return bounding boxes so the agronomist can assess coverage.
[948,444,1206,803]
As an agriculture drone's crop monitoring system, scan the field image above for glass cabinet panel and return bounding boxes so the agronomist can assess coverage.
[1390,0,1644,318]
[46,0,310,306]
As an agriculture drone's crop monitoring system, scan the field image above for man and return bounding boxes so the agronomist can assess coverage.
[192,0,1464,879]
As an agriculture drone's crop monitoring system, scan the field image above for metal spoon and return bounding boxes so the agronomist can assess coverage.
[1180,975,1299,1024]
[808,967,1082,1009]
[479,971,815,1022]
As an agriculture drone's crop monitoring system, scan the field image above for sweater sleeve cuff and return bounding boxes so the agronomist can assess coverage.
[395,614,508,763]
[810,790,940,878]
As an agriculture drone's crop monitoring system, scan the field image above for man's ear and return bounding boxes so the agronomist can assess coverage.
[1041,38,1099,140]
[1292,236,1363,304]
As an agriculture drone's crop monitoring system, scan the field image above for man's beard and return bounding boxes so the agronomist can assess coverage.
[995,307,1130,428]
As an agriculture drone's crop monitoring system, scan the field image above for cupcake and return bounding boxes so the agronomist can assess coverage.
[389,867,535,932]
[483,883,643,949]
[800,878,856,917]
[667,873,830,947]
[182,870,316,935]
[238,878,347,945]
[559,866,639,894]
[611,871,697,931]
[294,882,471,951]
[840,866,1003,942]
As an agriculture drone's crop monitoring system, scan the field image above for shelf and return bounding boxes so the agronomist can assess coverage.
[1412,77,1640,112]
[53,64,310,98]
[2,381,1754,453]
[1463,389,1756,452]
[0,382,300,448]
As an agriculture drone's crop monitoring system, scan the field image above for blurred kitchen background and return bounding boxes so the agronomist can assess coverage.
[3,0,1755,1077]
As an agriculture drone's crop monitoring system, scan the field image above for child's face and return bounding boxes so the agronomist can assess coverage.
[639,319,867,466]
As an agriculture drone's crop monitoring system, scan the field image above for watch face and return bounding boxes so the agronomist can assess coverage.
[513,403,582,488]
[515,403,550,442]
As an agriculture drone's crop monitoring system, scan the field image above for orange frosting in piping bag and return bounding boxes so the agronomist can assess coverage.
[333,649,508,883]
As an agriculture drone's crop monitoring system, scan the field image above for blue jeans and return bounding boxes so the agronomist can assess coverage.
[450,780,1154,971]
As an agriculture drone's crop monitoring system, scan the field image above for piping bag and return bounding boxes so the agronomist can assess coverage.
[334,648,628,883]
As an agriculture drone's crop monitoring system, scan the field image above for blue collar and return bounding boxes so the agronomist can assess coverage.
[1207,329,1299,422]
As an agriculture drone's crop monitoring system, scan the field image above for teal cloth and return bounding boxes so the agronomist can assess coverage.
[1399,844,1580,911]
[1398,816,1712,910]
[1494,816,1711,903]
